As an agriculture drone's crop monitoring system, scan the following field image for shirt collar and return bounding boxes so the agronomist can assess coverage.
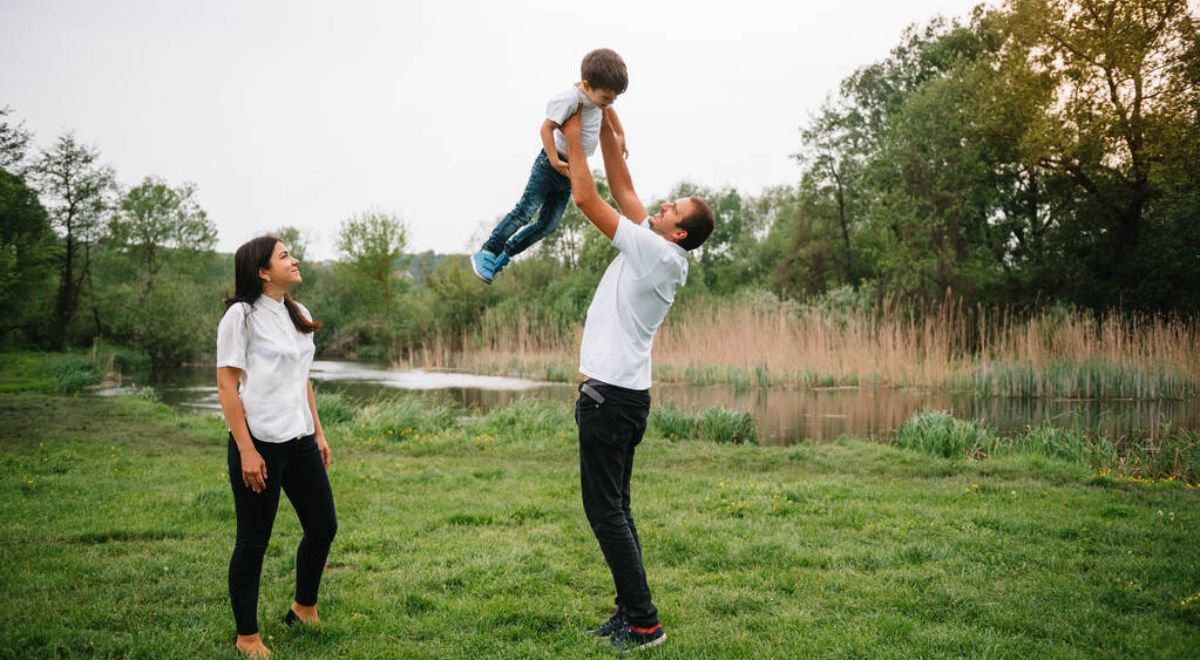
[575,85,596,109]
[254,294,287,315]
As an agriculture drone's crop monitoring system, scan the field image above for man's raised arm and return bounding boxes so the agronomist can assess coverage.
[563,108,620,240]
[600,107,647,223]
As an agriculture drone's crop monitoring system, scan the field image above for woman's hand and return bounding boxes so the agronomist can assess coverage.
[316,434,331,469]
[240,449,268,493]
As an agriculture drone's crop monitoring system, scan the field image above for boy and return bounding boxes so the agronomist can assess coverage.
[471,48,628,283]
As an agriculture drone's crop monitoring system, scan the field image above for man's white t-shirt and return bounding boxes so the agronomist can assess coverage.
[579,216,689,390]
[546,85,603,158]
[216,295,316,443]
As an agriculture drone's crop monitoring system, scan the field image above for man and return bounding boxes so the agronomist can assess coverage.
[560,106,714,651]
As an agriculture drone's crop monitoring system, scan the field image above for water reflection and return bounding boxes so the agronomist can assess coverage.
[117,360,1199,446]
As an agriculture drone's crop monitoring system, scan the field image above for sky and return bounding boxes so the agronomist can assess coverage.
[2,0,990,260]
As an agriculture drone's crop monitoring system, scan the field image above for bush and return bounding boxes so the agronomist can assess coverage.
[896,411,995,458]
[697,407,759,445]
[314,391,356,426]
[650,403,697,440]
[650,403,758,444]
[107,275,221,367]
[472,400,572,440]
[0,352,106,393]
[1011,424,1091,464]
[355,397,459,440]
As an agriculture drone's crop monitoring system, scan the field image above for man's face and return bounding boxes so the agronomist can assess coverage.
[648,198,693,244]
[580,82,620,108]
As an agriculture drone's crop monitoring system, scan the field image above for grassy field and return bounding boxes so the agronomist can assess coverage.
[1,391,1198,658]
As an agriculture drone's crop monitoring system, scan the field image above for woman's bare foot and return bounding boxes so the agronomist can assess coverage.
[235,633,270,657]
[291,602,320,625]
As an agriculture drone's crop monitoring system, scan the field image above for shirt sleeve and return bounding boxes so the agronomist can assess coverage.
[612,216,672,277]
[216,304,249,370]
[545,87,583,125]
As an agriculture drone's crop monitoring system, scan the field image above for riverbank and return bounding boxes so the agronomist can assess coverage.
[1,393,1197,657]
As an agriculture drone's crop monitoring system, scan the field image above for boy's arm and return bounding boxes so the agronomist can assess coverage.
[605,107,628,159]
[600,109,647,223]
[540,119,570,177]
[563,108,620,240]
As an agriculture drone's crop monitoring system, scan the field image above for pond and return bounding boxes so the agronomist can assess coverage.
[100,360,1200,446]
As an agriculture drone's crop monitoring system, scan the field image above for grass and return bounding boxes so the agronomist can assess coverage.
[651,403,759,445]
[897,411,1200,484]
[2,393,1199,657]
[0,352,108,394]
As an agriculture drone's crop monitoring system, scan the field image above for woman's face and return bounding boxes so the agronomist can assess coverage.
[260,242,301,291]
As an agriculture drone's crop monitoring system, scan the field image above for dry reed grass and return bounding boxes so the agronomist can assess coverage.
[401,298,1200,399]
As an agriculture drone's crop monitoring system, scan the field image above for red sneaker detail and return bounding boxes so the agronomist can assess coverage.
[629,624,662,634]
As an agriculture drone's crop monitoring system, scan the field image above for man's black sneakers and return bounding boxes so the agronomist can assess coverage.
[588,609,626,637]
[610,624,666,651]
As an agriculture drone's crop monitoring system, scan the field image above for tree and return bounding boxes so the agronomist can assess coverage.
[31,134,116,350]
[796,99,873,283]
[334,211,409,351]
[0,106,32,173]
[0,168,55,343]
[783,1,1200,311]
[1005,0,1200,308]
[108,176,216,289]
[0,108,55,344]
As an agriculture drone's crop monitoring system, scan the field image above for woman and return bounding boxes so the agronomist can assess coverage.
[216,236,337,658]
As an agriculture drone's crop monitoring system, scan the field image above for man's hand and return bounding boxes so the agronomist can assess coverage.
[562,103,583,140]
[605,107,629,159]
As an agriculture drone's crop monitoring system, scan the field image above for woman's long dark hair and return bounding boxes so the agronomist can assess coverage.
[224,235,321,334]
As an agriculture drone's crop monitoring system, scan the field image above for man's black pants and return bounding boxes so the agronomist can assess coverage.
[575,379,659,628]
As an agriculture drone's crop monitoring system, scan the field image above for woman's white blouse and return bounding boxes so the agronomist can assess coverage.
[216,296,316,443]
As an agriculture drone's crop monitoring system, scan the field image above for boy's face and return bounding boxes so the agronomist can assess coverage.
[579,81,620,108]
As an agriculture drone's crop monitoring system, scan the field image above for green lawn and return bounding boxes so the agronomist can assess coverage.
[1,393,1197,658]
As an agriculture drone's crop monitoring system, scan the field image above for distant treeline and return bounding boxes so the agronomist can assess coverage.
[2,0,1197,366]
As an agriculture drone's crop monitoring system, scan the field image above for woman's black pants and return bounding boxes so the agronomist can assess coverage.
[227,433,337,636]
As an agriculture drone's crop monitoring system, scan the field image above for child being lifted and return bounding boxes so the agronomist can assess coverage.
[472,48,628,283]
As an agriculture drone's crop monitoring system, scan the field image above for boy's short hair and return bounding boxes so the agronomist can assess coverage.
[678,196,714,251]
[582,48,628,94]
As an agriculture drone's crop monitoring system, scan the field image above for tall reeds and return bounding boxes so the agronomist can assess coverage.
[402,296,1199,399]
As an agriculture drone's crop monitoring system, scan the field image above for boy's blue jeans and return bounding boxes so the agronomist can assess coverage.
[482,150,572,257]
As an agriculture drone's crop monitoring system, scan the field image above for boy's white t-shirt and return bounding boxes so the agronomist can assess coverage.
[579,216,689,390]
[546,86,603,157]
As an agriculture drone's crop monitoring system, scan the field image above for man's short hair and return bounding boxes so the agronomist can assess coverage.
[582,48,628,94]
[678,197,714,251]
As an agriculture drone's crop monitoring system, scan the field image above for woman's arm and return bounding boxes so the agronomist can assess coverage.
[217,366,268,493]
[307,380,330,469]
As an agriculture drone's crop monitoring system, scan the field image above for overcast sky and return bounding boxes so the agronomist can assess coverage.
[2,0,990,259]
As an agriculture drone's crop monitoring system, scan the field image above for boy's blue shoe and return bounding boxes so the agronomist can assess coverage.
[471,249,497,284]
[492,251,512,277]
[610,624,666,652]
